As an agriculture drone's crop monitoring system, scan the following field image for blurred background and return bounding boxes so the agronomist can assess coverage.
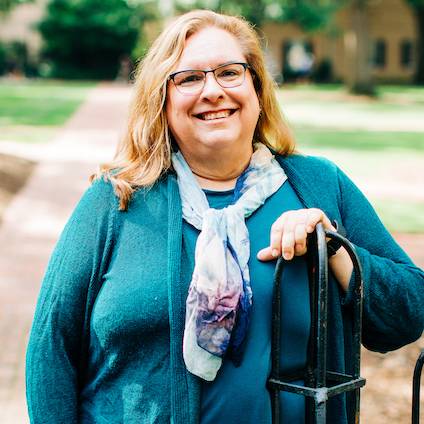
[0,0,423,422]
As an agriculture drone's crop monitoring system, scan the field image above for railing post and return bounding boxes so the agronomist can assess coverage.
[412,350,424,424]
[268,223,366,423]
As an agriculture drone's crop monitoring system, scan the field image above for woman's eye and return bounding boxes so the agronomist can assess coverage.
[218,68,241,79]
[177,73,203,85]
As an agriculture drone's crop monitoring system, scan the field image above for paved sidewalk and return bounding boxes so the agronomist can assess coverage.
[0,83,132,423]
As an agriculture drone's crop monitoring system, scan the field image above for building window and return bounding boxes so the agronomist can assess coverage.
[304,40,314,55]
[282,40,292,81]
[373,39,386,68]
[400,40,413,68]
[282,40,314,82]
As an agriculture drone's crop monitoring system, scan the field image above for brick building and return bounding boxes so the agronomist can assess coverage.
[263,0,418,83]
[0,0,420,83]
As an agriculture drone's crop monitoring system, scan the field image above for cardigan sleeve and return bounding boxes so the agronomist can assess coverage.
[25,178,118,423]
[336,167,424,352]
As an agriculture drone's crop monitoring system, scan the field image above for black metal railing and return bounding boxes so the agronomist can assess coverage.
[267,223,366,423]
[412,349,424,424]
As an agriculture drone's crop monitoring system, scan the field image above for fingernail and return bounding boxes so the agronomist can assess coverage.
[272,249,279,257]
[283,251,291,260]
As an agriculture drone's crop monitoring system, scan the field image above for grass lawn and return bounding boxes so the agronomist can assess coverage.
[280,82,424,102]
[0,80,422,233]
[371,199,424,234]
[0,79,96,142]
[294,127,424,152]
[277,84,424,234]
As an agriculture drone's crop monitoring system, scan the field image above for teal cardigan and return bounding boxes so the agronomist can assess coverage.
[26,154,424,423]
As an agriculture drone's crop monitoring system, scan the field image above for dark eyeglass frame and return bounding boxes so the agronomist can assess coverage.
[168,62,251,95]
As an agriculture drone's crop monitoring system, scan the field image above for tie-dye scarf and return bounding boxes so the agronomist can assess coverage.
[172,143,287,381]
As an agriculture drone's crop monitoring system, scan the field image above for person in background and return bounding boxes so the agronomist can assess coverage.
[26,9,424,424]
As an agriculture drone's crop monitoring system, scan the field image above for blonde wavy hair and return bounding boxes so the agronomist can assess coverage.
[94,9,295,210]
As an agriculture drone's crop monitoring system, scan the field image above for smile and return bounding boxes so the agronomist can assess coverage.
[195,109,237,121]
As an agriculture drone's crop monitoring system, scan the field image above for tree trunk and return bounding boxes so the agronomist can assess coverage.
[345,0,375,95]
[414,5,424,85]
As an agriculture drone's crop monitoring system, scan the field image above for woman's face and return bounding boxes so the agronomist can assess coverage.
[166,26,260,159]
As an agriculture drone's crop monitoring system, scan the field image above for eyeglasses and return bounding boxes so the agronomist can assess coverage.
[168,62,250,95]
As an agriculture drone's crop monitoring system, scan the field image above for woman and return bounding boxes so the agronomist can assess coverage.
[26,10,424,424]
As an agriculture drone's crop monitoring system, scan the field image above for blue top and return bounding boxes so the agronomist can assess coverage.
[25,154,424,424]
[183,182,311,424]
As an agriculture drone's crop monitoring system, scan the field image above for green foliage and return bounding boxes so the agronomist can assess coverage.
[0,0,31,13]
[175,0,263,27]
[176,0,341,30]
[277,0,342,32]
[38,0,143,79]
[0,40,37,76]
[406,0,424,7]
[128,0,160,62]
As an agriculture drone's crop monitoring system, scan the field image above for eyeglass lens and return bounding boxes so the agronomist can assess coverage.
[173,63,246,94]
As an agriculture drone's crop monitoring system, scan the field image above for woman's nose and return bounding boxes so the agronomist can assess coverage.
[200,73,225,101]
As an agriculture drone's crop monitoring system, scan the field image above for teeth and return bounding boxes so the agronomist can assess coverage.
[200,110,232,120]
